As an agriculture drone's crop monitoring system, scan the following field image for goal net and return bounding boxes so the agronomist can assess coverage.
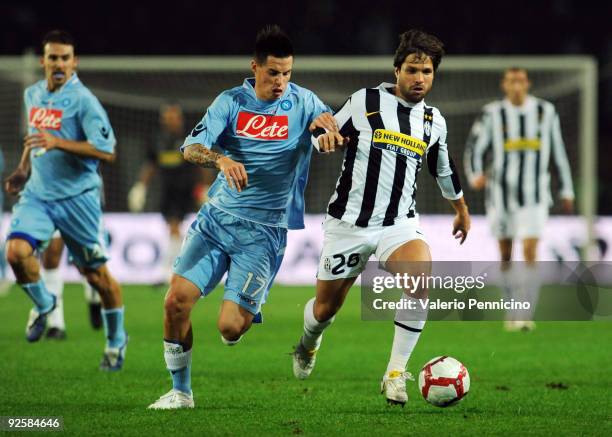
[0,55,596,224]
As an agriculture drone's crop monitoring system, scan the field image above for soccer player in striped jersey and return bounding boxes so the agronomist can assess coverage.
[464,67,574,331]
[291,30,471,406]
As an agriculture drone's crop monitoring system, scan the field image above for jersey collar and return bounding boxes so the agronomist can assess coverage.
[243,78,291,105]
[45,72,81,94]
[503,94,535,111]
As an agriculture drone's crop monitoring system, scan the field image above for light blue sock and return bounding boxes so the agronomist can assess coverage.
[21,280,55,313]
[164,340,192,395]
[102,307,127,348]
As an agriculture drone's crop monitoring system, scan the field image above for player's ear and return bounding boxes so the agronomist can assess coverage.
[250,60,257,75]
[394,67,400,80]
[73,55,79,68]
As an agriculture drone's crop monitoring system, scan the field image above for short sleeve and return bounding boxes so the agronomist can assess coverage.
[181,92,232,151]
[305,91,331,126]
[80,92,116,153]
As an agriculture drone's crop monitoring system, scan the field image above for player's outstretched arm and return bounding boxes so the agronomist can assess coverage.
[449,197,470,245]
[25,129,115,163]
[183,143,247,192]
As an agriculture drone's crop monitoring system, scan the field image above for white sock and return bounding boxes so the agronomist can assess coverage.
[386,297,428,373]
[499,265,516,300]
[83,278,100,304]
[42,267,65,330]
[500,264,518,321]
[520,263,541,320]
[300,297,334,351]
[164,341,192,369]
[165,234,183,281]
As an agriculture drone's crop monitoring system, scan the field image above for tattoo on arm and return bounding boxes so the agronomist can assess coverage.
[183,144,222,168]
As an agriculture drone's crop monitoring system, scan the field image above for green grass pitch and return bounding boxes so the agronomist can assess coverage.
[0,284,610,436]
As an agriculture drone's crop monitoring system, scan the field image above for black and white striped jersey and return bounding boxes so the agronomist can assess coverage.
[312,83,463,228]
[464,96,574,212]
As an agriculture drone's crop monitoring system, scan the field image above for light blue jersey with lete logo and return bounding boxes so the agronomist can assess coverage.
[9,73,115,268]
[176,78,328,317]
[182,78,327,230]
[23,73,115,200]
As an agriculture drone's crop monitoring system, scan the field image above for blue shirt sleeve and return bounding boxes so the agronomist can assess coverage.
[182,92,232,151]
[305,91,330,126]
[80,91,116,153]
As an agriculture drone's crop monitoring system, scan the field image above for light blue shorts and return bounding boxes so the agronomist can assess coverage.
[8,189,109,269]
[174,204,287,316]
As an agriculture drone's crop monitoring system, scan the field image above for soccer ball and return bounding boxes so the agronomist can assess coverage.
[418,356,470,407]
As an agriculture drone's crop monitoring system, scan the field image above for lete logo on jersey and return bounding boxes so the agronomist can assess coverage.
[236,112,288,140]
[29,107,63,130]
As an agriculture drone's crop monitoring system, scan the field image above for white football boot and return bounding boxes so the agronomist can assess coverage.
[381,370,414,406]
[148,389,194,410]
[292,342,318,380]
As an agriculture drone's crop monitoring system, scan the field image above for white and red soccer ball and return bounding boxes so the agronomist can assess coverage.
[418,356,470,407]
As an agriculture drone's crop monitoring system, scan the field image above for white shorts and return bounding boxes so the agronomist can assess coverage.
[487,204,549,239]
[317,214,427,280]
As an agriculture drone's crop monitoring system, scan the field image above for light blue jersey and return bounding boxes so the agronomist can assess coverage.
[23,73,115,200]
[182,78,327,229]
[175,78,327,316]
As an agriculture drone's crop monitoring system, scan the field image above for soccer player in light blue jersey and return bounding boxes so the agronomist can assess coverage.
[4,30,128,371]
[148,25,335,409]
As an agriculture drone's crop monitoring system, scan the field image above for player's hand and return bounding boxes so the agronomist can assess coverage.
[217,156,248,192]
[561,197,574,214]
[318,132,350,153]
[24,129,60,154]
[452,209,471,245]
[5,168,28,195]
[470,174,487,191]
[128,182,147,212]
[309,112,338,133]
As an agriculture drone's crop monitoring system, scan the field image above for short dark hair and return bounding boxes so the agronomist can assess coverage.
[254,25,293,65]
[42,30,75,53]
[393,30,444,71]
[504,67,529,79]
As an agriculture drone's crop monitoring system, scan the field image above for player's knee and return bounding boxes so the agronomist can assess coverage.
[164,289,193,318]
[84,269,103,291]
[84,267,115,296]
[6,239,34,267]
[217,318,250,342]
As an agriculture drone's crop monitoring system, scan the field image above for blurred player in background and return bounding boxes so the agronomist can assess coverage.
[4,30,127,370]
[148,25,335,410]
[39,234,104,339]
[291,29,470,407]
[464,67,574,331]
[128,103,214,284]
